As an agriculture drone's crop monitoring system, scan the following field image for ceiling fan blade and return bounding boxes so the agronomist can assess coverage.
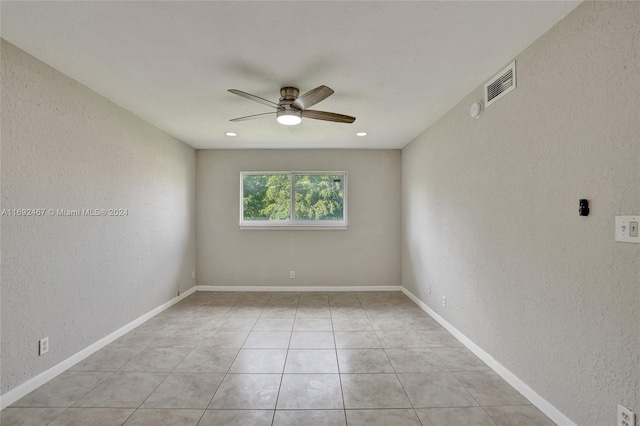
[301,110,356,123]
[228,89,279,109]
[292,85,334,110]
[230,112,275,122]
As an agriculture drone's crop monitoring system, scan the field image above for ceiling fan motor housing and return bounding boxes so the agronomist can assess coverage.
[277,87,302,124]
[279,87,299,105]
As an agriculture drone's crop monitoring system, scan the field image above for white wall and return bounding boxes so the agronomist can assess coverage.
[197,149,401,287]
[401,2,639,425]
[0,41,196,394]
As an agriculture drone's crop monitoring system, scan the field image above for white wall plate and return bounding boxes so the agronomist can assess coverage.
[615,216,639,243]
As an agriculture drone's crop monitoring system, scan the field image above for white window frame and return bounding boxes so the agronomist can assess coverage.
[240,171,348,230]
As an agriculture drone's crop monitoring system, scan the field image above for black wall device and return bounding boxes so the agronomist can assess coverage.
[579,199,589,216]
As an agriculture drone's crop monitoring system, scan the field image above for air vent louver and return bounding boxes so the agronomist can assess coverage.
[485,61,516,107]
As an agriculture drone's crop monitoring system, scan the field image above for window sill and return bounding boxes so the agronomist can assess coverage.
[239,225,347,231]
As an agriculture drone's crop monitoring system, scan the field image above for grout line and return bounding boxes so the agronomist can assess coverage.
[128,347,194,413]
[202,294,259,411]
[44,407,71,426]
[331,315,348,422]
[268,293,299,426]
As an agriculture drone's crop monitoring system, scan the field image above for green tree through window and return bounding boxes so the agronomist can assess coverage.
[295,174,344,220]
[241,172,346,225]
[243,174,290,220]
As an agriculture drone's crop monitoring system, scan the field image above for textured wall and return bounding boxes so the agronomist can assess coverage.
[1,41,196,393]
[197,149,401,287]
[401,2,639,425]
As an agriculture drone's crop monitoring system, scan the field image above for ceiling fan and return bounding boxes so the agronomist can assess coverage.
[228,85,356,126]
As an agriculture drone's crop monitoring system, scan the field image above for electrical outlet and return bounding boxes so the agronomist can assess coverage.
[39,337,49,355]
[192,270,195,279]
[428,285,431,294]
[618,404,635,426]
[442,296,447,308]
[290,271,295,279]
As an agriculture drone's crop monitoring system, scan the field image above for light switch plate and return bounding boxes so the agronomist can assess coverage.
[615,216,640,244]
[618,404,635,426]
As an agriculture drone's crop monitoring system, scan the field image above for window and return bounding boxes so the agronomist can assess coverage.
[240,172,347,228]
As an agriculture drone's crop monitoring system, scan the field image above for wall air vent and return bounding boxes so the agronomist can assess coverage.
[485,61,516,107]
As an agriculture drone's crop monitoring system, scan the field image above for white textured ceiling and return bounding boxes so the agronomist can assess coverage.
[0,1,580,149]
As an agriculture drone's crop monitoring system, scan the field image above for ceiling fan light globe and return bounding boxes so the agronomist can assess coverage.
[276,109,302,126]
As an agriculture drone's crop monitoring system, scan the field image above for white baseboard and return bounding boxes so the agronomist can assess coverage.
[401,288,575,426]
[0,286,197,410]
[196,285,403,292]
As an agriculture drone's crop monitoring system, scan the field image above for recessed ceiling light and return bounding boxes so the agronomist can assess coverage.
[225,132,237,137]
[356,132,368,137]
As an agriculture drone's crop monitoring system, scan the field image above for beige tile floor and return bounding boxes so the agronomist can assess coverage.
[3,291,556,425]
